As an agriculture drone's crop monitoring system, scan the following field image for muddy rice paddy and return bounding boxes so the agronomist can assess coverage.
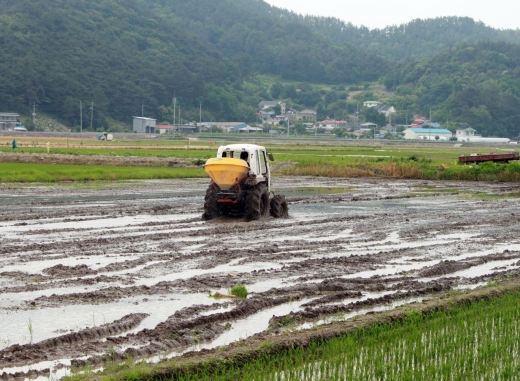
[1,177,520,380]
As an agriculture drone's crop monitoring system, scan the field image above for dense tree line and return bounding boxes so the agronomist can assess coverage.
[1,0,520,138]
[0,0,244,129]
[383,41,520,138]
[291,15,520,63]
[0,0,389,130]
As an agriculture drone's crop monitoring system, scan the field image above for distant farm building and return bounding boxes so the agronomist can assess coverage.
[258,101,286,114]
[375,105,396,118]
[0,113,19,131]
[456,127,478,138]
[316,120,347,130]
[156,124,175,134]
[133,117,156,133]
[403,128,453,141]
[363,101,381,108]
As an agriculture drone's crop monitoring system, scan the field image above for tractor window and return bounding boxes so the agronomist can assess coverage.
[255,151,261,171]
[232,150,249,165]
[260,151,267,174]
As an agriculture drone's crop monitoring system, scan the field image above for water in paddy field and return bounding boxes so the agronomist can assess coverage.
[1,177,520,379]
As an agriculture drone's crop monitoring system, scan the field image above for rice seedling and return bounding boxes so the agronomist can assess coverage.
[27,318,33,344]
[152,289,520,381]
[230,285,248,299]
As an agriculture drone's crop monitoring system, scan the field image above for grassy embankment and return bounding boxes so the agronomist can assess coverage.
[1,140,520,182]
[66,280,520,381]
[0,163,204,182]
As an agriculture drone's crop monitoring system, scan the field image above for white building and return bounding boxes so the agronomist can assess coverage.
[455,126,510,143]
[456,127,478,138]
[403,128,453,141]
[258,101,286,114]
[375,105,396,118]
[0,113,19,131]
[363,101,381,108]
[133,117,156,133]
[458,137,510,144]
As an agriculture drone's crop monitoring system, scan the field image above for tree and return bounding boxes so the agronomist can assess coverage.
[363,107,386,126]
[293,121,307,135]
[332,128,346,137]
[270,83,284,99]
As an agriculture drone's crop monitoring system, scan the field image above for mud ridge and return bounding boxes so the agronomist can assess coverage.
[267,280,454,330]
[0,313,149,368]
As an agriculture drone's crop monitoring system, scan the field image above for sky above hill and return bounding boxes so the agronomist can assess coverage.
[264,0,520,30]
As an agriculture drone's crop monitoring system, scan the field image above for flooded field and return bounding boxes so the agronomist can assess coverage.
[1,177,520,379]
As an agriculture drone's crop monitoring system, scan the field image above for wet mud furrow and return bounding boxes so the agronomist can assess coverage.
[1,177,520,379]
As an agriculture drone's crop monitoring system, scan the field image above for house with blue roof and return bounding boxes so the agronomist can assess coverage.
[403,128,453,141]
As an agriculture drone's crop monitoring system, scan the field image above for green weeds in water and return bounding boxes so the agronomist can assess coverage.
[27,319,33,344]
[230,285,248,299]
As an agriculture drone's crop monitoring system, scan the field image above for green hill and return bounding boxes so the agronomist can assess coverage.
[2,0,520,137]
[292,15,520,62]
[383,41,520,138]
[0,0,388,130]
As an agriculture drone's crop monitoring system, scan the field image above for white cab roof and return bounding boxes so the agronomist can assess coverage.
[218,144,266,153]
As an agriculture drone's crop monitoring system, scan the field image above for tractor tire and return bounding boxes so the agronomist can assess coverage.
[245,184,268,221]
[202,184,220,220]
[270,195,289,218]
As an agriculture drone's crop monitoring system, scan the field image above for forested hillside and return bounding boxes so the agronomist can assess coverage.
[382,41,520,138]
[287,15,520,62]
[0,0,388,129]
[1,0,520,137]
[0,0,241,128]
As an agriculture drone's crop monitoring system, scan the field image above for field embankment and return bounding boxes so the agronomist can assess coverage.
[284,158,520,182]
[1,138,520,183]
[67,278,520,381]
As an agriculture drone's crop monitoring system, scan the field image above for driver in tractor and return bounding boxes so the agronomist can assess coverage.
[240,151,250,167]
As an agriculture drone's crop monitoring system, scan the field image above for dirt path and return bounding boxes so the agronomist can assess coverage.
[0,177,520,379]
[0,152,199,167]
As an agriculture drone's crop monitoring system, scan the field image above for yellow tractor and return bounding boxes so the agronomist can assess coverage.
[202,144,288,221]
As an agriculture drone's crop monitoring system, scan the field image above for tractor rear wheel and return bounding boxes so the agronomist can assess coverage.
[202,184,220,220]
[245,184,268,221]
[270,195,289,218]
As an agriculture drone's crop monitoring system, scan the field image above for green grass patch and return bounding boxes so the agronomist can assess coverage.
[3,140,520,182]
[0,146,215,159]
[0,163,205,183]
[282,155,520,182]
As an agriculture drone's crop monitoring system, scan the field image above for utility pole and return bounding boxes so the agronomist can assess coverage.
[80,100,82,135]
[355,103,359,128]
[173,96,176,134]
[429,108,432,141]
[199,101,202,126]
[32,102,36,123]
[90,101,94,131]
[141,102,147,134]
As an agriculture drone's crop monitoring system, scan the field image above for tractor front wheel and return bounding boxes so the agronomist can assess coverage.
[270,195,289,218]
